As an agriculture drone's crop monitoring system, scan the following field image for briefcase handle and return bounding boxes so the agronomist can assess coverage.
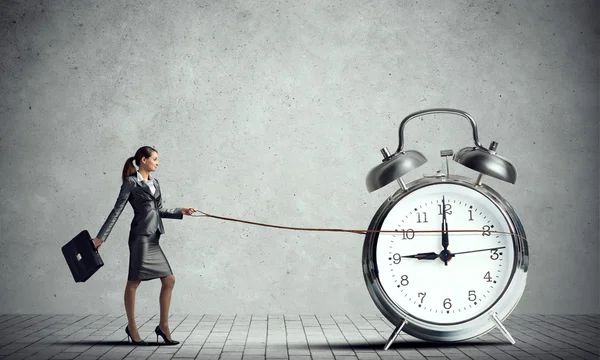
[89,237,99,253]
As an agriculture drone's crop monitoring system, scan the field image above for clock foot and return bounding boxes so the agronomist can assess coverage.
[383,318,407,350]
[490,312,516,344]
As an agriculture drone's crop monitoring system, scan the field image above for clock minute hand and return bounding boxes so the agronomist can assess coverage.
[402,252,439,260]
[441,197,449,250]
[441,196,450,265]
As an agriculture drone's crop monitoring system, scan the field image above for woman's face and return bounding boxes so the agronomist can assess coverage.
[142,151,159,172]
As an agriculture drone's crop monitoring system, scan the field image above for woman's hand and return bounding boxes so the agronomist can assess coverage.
[92,237,103,249]
[181,207,198,216]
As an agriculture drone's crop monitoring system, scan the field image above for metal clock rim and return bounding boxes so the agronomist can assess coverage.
[362,175,528,342]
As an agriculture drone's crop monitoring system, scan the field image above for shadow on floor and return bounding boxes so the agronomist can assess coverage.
[59,341,175,347]
[303,340,508,350]
[59,340,509,349]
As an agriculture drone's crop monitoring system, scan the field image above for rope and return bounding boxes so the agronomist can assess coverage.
[190,211,526,239]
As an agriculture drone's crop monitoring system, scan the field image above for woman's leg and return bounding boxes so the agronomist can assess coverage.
[125,279,142,341]
[159,275,176,339]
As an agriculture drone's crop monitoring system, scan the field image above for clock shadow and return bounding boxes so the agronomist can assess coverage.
[304,340,508,350]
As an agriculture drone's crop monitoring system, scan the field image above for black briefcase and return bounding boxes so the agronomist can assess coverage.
[61,230,104,282]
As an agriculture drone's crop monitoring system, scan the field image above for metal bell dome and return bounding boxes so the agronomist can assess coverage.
[454,141,517,184]
[365,149,426,192]
[365,108,518,192]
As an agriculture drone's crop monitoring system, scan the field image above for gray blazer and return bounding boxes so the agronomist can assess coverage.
[96,174,183,242]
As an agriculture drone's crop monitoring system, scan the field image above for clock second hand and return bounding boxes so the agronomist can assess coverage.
[402,246,507,260]
[453,246,506,255]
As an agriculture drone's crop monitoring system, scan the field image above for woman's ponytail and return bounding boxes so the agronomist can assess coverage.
[121,156,137,182]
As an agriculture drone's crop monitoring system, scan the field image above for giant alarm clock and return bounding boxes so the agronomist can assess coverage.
[362,108,529,349]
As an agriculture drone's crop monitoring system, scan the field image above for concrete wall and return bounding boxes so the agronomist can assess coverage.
[1,0,598,315]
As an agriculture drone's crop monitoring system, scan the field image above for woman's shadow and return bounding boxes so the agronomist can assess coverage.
[60,340,173,347]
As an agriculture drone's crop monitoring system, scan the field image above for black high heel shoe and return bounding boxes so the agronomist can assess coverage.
[155,325,180,345]
[125,326,148,345]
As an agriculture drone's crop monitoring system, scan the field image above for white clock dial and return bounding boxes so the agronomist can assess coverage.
[375,183,516,324]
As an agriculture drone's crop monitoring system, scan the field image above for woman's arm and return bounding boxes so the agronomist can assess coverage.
[95,178,133,242]
[154,178,184,219]
[157,195,184,219]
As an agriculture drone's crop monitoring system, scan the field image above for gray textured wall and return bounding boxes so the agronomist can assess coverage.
[1,0,598,316]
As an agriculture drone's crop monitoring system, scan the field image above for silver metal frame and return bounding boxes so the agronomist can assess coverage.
[395,108,484,153]
[362,175,528,343]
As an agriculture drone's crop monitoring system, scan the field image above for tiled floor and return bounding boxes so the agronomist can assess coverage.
[0,314,597,360]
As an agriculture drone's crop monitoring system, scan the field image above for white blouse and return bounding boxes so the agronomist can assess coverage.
[137,171,155,195]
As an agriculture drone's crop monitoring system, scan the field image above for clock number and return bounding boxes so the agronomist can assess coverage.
[443,298,452,309]
[400,275,409,286]
[417,212,428,223]
[401,229,415,240]
[484,271,492,282]
[418,292,426,304]
[468,290,477,301]
[490,249,499,260]
[482,225,491,236]
[392,253,401,264]
[468,210,474,221]
[438,203,452,215]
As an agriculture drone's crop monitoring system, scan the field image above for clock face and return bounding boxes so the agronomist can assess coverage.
[374,183,516,324]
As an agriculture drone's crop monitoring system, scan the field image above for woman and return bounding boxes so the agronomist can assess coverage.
[92,146,197,346]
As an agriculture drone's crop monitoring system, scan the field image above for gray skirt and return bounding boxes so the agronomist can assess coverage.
[128,230,173,281]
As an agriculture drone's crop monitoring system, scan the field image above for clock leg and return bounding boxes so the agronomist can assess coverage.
[383,318,407,350]
[490,312,516,345]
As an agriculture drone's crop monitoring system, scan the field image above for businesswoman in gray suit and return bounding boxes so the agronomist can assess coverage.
[91,146,197,346]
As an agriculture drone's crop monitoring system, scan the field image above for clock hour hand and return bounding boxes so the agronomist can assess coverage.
[401,247,506,262]
[402,252,439,260]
